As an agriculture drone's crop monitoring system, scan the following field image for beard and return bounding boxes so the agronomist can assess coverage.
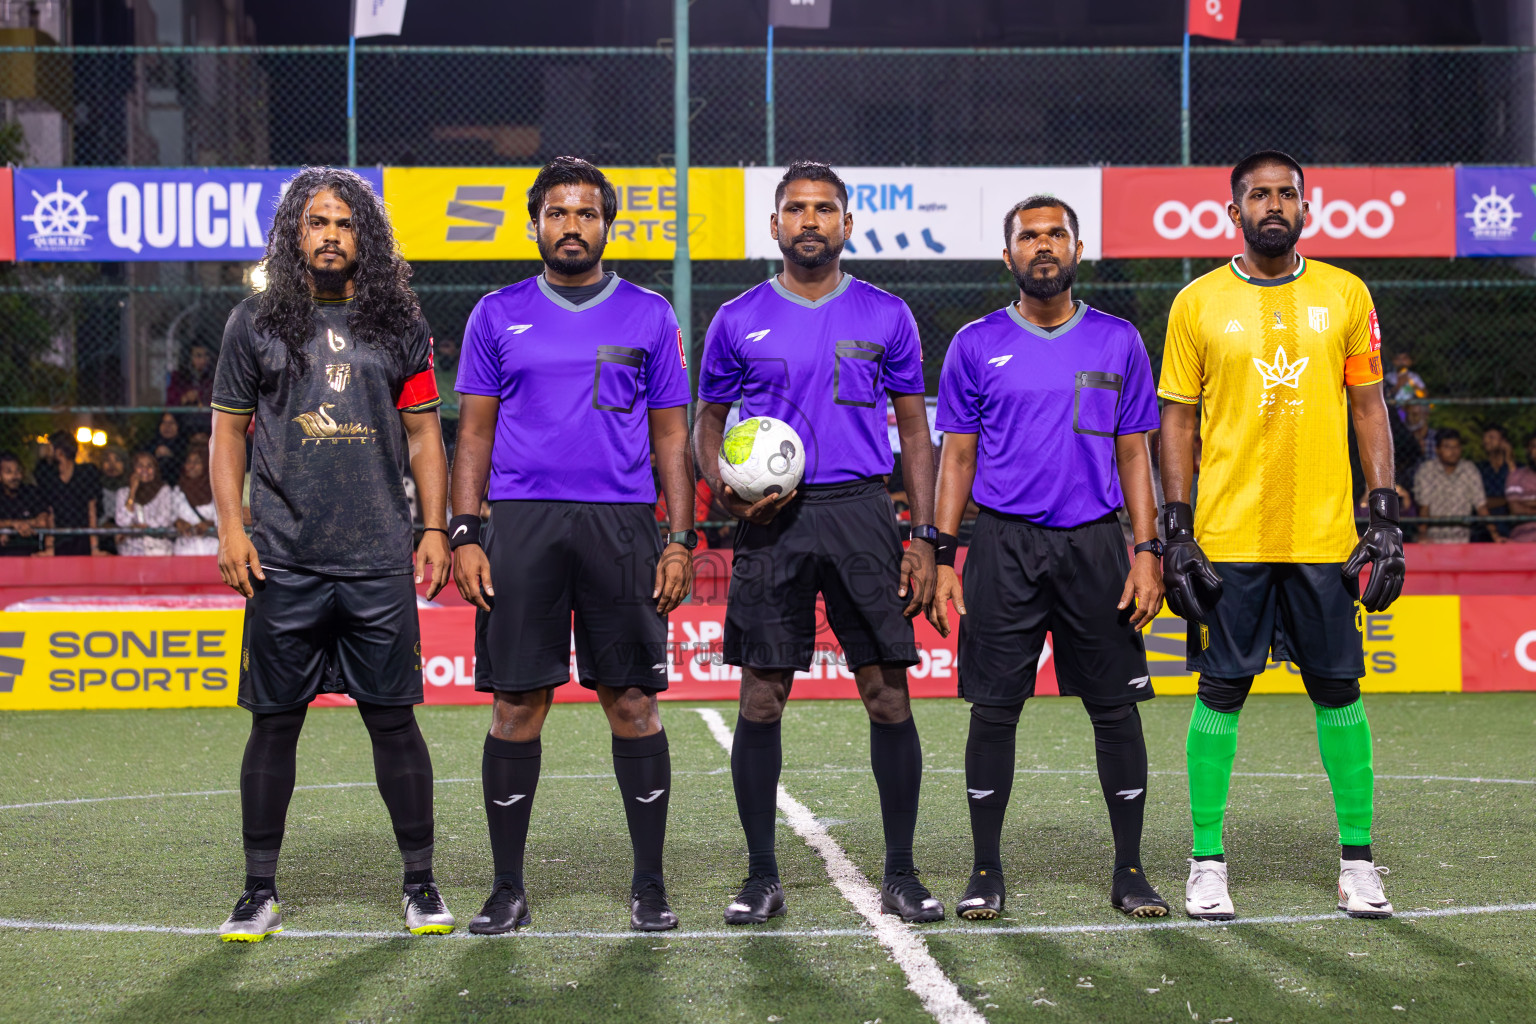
[538,232,605,276]
[308,250,356,295]
[1013,253,1078,300]
[1241,212,1304,258]
[779,230,843,269]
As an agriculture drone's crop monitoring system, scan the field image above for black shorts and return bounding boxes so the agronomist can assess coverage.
[474,500,667,694]
[1187,562,1365,680]
[238,567,422,714]
[957,510,1152,708]
[724,478,917,673]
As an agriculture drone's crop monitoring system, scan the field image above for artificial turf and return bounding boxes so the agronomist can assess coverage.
[0,693,1533,1023]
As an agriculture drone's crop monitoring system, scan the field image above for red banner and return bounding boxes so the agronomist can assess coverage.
[1101,166,1457,258]
[0,167,13,262]
[1459,595,1536,692]
[1189,0,1240,41]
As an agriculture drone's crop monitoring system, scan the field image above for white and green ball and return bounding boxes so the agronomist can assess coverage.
[718,416,806,503]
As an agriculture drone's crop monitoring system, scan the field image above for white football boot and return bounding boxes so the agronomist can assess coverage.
[1184,858,1236,920]
[1337,859,1393,918]
[219,889,283,942]
[403,881,456,935]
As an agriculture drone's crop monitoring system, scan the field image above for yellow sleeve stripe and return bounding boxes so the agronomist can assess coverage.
[1157,388,1200,405]
[210,401,256,414]
[400,398,443,413]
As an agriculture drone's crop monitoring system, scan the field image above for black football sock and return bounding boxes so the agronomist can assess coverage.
[1086,702,1150,873]
[240,706,307,889]
[870,715,922,876]
[731,716,782,878]
[1342,843,1373,862]
[358,702,436,881]
[613,730,671,890]
[483,734,541,889]
[965,703,1022,874]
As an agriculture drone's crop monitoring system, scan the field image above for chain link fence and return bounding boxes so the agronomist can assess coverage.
[2,43,1534,469]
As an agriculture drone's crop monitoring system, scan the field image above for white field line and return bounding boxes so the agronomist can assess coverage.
[4,766,1531,813]
[2,901,1532,944]
[692,708,986,1024]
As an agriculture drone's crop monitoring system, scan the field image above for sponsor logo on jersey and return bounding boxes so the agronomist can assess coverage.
[292,402,376,446]
[506,323,533,334]
[676,327,687,368]
[1308,306,1330,333]
[326,327,346,352]
[1253,345,1309,390]
[1225,320,1244,333]
[1368,308,1381,350]
[745,328,771,343]
[987,354,1013,367]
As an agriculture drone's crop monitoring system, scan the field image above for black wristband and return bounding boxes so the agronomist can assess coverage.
[421,527,449,538]
[1366,488,1400,525]
[448,514,482,550]
[1162,501,1195,541]
[934,531,959,568]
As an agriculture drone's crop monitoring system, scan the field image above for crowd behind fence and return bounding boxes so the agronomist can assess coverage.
[2,44,1536,543]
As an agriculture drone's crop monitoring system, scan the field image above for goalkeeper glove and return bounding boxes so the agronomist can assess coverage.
[1161,501,1223,623]
[1342,488,1406,613]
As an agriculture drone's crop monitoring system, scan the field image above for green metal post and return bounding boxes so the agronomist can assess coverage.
[674,0,694,398]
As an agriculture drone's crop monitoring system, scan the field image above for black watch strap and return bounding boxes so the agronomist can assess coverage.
[1134,538,1164,557]
[666,529,699,550]
[910,524,939,545]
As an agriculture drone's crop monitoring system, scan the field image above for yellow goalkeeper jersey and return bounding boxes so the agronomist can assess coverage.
[1158,255,1384,563]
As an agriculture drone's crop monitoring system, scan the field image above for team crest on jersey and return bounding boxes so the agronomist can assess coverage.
[1308,306,1330,333]
[325,363,351,393]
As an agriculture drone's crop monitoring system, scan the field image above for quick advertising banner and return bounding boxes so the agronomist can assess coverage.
[1454,166,1536,257]
[11,167,385,262]
[743,167,1103,261]
[1101,166,1457,258]
[383,166,744,261]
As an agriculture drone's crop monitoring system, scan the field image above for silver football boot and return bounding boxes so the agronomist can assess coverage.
[219,889,283,942]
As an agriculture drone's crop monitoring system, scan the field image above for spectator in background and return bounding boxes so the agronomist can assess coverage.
[1386,350,1431,456]
[168,341,216,407]
[115,451,179,556]
[1413,429,1500,544]
[0,451,47,557]
[97,445,129,555]
[38,430,104,556]
[32,434,57,492]
[171,446,219,555]
[1504,432,1536,544]
[151,413,187,485]
[1476,425,1514,541]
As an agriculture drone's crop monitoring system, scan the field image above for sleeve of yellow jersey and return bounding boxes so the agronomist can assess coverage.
[1157,287,1204,405]
[1342,277,1385,388]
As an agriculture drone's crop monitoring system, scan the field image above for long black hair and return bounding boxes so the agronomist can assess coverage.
[254,167,421,378]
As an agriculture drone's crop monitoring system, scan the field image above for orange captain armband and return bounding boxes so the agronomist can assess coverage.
[397,368,441,411]
[1344,352,1383,387]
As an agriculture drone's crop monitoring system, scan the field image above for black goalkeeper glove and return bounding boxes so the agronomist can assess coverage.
[1343,488,1406,613]
[1161,502,1223,623]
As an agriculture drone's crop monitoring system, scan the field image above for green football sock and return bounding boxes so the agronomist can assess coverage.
[1314,699,1374,848]
[1186,700,1241,857]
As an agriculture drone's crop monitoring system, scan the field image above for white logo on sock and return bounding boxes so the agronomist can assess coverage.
[636,789,667,803]
[492,794,525,807]
[967,788,994,800]
[1116,788,1145,800]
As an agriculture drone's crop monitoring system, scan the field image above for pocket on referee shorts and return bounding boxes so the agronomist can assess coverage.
[1073,370,1123,438]
[592,345,645,413]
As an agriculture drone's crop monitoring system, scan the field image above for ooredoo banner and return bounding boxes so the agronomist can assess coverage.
[0,166,13,261]
[1101,166,1456,258]
[1458,595,1536,691]
[11,167,385,262]
[744,167,1103,261]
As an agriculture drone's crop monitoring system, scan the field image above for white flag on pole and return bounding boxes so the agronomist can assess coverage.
[353,0,408,37]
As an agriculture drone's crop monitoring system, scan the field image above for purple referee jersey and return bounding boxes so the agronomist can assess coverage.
[936,301,1159,527]
[456,274,690,503]
[699,275,925,484]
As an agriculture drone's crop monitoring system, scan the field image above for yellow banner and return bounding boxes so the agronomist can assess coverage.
[383,167,744,261]
[1142,595,1462,695]
[0,611,242,710]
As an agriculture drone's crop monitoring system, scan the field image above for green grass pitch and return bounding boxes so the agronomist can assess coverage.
[1,694,1534,1023]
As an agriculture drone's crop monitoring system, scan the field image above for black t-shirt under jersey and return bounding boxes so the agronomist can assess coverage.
[211,296,439,576]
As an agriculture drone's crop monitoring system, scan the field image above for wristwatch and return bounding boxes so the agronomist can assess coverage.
[1134,538,1164,557]
[666,530,699,550]
[909,524,940,545]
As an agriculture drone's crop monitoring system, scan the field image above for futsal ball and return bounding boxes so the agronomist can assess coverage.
[718,416,806,503]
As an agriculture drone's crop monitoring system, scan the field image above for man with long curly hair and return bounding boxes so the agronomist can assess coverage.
[209,167,456,940]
